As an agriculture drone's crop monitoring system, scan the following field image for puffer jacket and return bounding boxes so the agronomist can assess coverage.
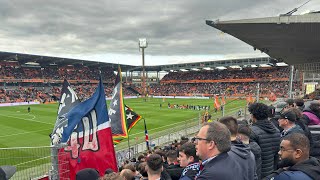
[250,119,280,178]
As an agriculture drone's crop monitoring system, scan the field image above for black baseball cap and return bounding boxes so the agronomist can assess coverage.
[280,111,296,122]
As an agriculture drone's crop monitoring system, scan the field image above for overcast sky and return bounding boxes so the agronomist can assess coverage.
[0,0,319,66]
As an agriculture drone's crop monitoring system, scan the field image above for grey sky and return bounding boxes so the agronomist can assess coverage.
[0,0,319,65]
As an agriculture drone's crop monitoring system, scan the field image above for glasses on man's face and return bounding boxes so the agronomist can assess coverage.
[280,147,295,152]
[192,137,210,143]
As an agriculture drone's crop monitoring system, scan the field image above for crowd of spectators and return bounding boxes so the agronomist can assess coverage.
[161,67,290,81]
[148,81,299,97]
[0,62,302,103]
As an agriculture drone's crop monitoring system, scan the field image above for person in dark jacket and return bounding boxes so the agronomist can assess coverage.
[178,142,200,180]
[278,110,305,138]
[265,133,320,180]
[219,117,257,180]
[166,150,183,180]
[302,100,320,159]
[238,122,262,180]
[294,98,305,112]
[249,103,281,179]
[195,121,253,180]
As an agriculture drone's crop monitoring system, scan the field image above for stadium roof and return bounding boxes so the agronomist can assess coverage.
[206,13,320,72]
[0,51,283,72]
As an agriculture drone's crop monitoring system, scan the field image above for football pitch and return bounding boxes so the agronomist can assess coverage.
[0,97,248,149]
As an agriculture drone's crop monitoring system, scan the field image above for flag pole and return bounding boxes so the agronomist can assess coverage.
[127,130,131,159]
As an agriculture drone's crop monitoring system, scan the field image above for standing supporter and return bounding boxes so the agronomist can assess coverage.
[302,100,320,159]
[195,122,251,180]
[219,117,257,180]
[278,110,305,138]
[238,121,262,180]
[146,154,163,180]
[294,98,305,111]
[166,150,183,180]
[249,103,280,178]
[302,100,320,125]
[265,133,320,180]
[178,142,200,180]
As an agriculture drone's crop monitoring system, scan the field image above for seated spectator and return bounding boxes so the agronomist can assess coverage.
[265,133,320,180]
[178,142,200,180]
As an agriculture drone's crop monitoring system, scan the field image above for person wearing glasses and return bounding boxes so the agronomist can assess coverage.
[194,121,250,180]
[264,133,320,180]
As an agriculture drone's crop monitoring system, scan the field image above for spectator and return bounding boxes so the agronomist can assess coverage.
[195,121,251,180]
[120,169,134,180]
[302,100,320,125]
[137,162,148,180]
[219,116,257,180]
[294,98,305,111]
[146,154,163,180]
[166,150,183,180]
[278,110,305,138]
[100,172,124,180]
[76,168,100,180]
[249,103,280,178]
[238,122,262,180]
[178,142,200,180]
[265,133,320,180]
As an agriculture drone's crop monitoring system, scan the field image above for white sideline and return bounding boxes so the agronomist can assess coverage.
[0,114,54,125]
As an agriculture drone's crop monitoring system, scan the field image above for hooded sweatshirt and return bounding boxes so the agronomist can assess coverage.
[228,140,257,180]
[264,157,320,180]
[250,119,281,178]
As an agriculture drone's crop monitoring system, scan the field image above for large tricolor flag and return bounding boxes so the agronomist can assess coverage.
[51,79,117,179]
[109,66,128,141]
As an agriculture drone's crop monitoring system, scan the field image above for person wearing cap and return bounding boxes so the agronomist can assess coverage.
[278,110,305,139]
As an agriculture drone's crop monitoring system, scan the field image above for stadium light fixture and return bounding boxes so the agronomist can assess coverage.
[139,38,148,98]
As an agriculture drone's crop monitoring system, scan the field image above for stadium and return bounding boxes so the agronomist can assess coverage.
[1,2,320,180]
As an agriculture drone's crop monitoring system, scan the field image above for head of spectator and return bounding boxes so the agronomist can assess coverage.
[219,116,238,141]
[166,150,178,166]
[309,101,320,117]
[100,172,124,180]
[137,154,146,163]
[123,164,137,177]
[194,122,231,161]
[278,110,297,131]
[237,122,251,145]
[154,149,167,163]
[275,101,288,115]
[248,103,270,123]
[294,98,305,110]
[286,99,295,108]
[76,168,100,180]
[146,154,163,180]
[137,162,148,179]
[120,169,134,180]
[278,133,310,167]
[178,142,199,167]
[105,168,114,175]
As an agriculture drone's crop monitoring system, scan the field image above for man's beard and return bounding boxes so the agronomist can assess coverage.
[278,157,295,168]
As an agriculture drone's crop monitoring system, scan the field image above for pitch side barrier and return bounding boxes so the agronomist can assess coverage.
[0,101,40,107]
